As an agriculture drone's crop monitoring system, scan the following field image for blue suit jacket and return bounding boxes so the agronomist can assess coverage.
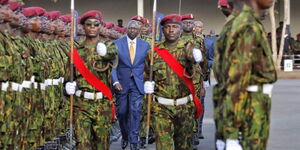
[112,36,150,94]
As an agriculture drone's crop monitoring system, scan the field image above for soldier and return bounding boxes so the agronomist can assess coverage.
[64,10,117,150]
[293,33,300,52]
[140,17,152,43]
[213,0,241,149]
[182,14,208,147]
[221,0,277,149]
[144,14,203,150]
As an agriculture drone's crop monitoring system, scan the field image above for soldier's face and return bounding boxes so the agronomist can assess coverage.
[182,19,194,32]
[54,19,64,35]
[193,23,203,35]
[256,0,274,9]
[83,18,101,38]
[163,23,182,42]
[141,24,150,35]
[29,17,42,32]
[0,5,13,22]
[127,22,139,39]
[10,11,24,27]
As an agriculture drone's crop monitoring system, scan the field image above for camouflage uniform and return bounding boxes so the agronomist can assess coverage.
[0,32,25,149]
[0,31,14,149]
[222,5,277,149]
[213,9,240,140]
[182,32,207,140]
[73,40,117,150]
[293,39,300,52]
[146,40,199,150]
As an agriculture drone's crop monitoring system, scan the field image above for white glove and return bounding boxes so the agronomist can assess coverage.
[226,139,243,150]
[97,42,107,56]
[263,84,273,98]
[216,139,225,150]
[144,81,155,94]
[193,48,203,62]
[203,81,210,88]
[65,82,77,95]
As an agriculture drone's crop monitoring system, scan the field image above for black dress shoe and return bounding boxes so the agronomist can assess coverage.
[130,143,139,150]
[140,137,146,148]
[121,138,128,149]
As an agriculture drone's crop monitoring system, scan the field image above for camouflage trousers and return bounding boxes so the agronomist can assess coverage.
[151,98,195,150]
[212,84,226,140]
[23,88,45,149]
[223,91,271,150]
[139,95,155,138]
[74,97,112,150]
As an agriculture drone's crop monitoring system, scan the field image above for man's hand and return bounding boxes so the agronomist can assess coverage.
[65,82,76,95]
[114,83,123,91]
[144,81,155,94]
[193,48,203,62]
[97,42,107,56]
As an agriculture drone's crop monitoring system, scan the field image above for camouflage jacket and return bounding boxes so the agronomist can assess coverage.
[74,40,117,92]
[213,10,240,89]
[224,5,277,103]
[145,39,199,99]
[293,40,300,52]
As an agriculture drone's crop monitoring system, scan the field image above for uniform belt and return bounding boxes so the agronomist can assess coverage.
[75,90,103,100]
[45,77,64,86]
[247,84,273,98]
[154,94,193,106]
[1,81,9,92]
[11,82,22,92]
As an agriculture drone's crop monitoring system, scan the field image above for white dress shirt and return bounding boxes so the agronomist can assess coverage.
[127,36,137,57]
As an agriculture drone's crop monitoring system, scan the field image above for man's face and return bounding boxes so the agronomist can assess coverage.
[28,17,42,32]
[182,19,194,32]
[163,23,182,42]
[118,20,123,26]
[10,11,25,27]
[40,17,52,34]
[127,22,139,39]
[256,0,274,9]
[141,23,150,35]
[0,5,12,22]
[83,18,101,38]
[193,23,203,35]
[220,6,232,17]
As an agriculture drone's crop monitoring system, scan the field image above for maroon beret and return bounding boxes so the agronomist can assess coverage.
[22,7,36,17]
[59,14,71,23]
[161,14,182,26]
[45,11,61,20]
[105,22,114,29]
[80,10,102,24]
[114,26,122,32]
[32,7,46,16]
[131,16,144,24]
[181,14,195,20]
[0,0,8,4]
[142,18,150,25]
[120,27,126,34]
[9,1,23,11]
[218,0,230,8]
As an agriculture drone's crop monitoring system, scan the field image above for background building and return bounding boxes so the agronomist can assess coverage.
[24,0,300,37]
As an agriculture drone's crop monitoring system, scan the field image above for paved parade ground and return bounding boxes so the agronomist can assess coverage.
[110,79,300,150]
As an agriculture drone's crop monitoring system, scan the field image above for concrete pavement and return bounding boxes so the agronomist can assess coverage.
[110,79,300,150]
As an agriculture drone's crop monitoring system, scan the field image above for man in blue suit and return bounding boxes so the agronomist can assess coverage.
[112,20,150,150]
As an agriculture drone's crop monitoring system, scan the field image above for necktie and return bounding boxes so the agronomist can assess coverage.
[129,41,135,64]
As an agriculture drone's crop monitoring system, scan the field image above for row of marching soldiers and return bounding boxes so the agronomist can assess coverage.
[0,0,133,149]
